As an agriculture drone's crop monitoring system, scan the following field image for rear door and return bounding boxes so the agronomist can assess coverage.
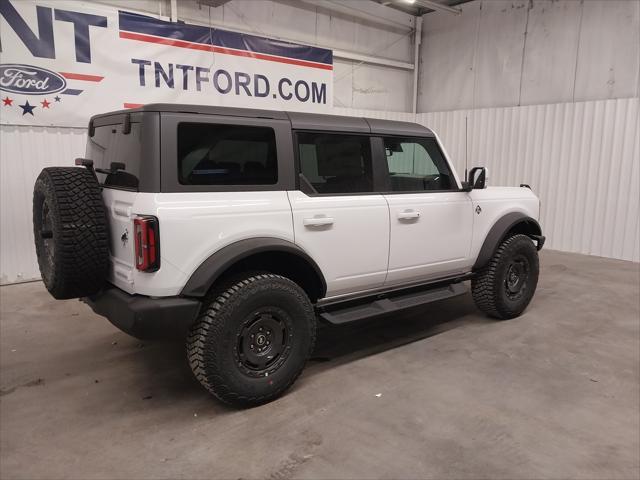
[381,136,473,285]
[288,131,389,298]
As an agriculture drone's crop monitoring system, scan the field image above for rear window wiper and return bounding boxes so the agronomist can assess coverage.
[95,162,126,175]
[75,159,125,174]
[75,158,130,187]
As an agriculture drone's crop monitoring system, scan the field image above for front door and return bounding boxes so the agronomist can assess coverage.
[381,135,473,286]
[289,132,389,298]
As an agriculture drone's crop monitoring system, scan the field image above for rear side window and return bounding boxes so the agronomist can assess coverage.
[178,123,277,185]
[297,132,373,194]
[384,137,454,191]
[86,123,141,190]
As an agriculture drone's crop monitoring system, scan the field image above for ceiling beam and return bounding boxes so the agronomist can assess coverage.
[411,0,462,15]
[334,49,414,70]
[297,0,415,32]
[197,0,233,7]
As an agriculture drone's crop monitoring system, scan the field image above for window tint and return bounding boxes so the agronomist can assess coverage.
[178,123,277,185]
[86,123,141,190]
[297,132,373,194]
[384,137,455,191]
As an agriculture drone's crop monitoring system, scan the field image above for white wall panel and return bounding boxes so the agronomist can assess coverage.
[333,59,355,109]
[172,0,415,111]
[351,63,414,112]
[419,0,480,112]
[0,126,86,284]
[419,0,640,112]
[473,0,529,109]
[519,0,582,106]
[2,99,637,285]
[418,98,640,262]
[0,107,415,285]
[574,0,640,102]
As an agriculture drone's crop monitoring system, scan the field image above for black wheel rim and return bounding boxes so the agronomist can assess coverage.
[504,254,529,300]
[236,309,292,377]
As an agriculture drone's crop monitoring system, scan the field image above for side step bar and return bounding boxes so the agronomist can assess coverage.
[319,282,467,325]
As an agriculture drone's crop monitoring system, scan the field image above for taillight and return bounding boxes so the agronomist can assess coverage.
[134,216,160,272]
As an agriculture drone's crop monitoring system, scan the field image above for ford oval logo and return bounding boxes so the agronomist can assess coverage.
[0,64,67,95]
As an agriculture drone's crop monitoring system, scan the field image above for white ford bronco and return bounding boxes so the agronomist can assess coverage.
[33,104,545,407]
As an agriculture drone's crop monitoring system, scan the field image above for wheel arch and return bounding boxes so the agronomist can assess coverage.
[181,237,327,302]
[473,213,544,271]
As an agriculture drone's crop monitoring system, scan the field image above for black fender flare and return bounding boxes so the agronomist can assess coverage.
[473,213,544,271]
[180,237,327,298]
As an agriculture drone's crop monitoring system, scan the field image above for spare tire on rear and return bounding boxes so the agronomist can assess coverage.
[33,167,109,299]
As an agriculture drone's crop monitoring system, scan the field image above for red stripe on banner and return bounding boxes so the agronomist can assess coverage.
[119,31,334,71]
[124,103,144,109]
[59,72,104,82]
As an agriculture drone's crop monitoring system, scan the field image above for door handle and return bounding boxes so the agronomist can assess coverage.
[303,216,334,227]
[397,209,420,220]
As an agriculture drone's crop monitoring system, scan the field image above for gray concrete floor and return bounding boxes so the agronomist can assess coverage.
[0,250,638,480]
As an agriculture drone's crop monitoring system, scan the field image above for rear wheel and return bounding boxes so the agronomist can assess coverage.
[471,234,539,319]
[186,273,316,407]
[33,167,109,299]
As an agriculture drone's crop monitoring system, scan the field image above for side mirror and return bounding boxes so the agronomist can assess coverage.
[467,166,487,190]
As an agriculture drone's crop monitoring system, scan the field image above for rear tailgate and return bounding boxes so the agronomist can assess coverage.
[102,188,137,293]
[85,113,151,293]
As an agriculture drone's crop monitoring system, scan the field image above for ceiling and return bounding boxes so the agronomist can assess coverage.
[373,0,473,16]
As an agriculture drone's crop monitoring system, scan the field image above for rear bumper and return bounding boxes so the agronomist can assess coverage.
[82,287,201,340]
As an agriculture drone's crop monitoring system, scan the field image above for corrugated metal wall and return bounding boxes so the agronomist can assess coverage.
[1,98,638,284]
[0,126,86,284]
[418,98,640,262]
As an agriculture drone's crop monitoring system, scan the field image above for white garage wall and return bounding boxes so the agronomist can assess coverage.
[96,0,418,112]
[3,97,638,285]
[0,126,87,284]
[418,0,640,112]
[416,0,640,263]
[0,0,419,284]
[417,98,640,263]
[0,105,419,285]
[2,0,639,285]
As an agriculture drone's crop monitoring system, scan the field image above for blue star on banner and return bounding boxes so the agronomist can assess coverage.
[19,100,36,116]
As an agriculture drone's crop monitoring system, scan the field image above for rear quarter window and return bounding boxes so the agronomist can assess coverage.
[178,123,278,185]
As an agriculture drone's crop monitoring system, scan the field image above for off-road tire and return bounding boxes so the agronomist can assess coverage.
[472,234,539,319]
[33,167,109,299]
[187,273,316,407]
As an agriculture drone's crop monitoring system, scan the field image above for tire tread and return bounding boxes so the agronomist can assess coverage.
[186,273,316,407]
[33,167,109,299]
[471,234,539,319]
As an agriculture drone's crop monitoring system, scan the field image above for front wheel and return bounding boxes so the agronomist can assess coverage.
[472,234,540,319]
[186,273,316,407]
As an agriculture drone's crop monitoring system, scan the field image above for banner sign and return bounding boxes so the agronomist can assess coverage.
[0,0,333,127]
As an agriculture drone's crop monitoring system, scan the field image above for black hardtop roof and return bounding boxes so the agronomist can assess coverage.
[91,103,434,137]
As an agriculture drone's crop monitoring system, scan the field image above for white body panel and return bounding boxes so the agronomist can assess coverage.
[287,191,390,297]
[100,113,540,300]
[103,189,294,296]
[103,186,540,299]
[468,187,541,261]
[384,191,473,285]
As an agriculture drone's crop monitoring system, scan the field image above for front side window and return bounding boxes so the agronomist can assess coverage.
[297,132,373,194]
[178,123,277,185]
[384,137,455,191]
